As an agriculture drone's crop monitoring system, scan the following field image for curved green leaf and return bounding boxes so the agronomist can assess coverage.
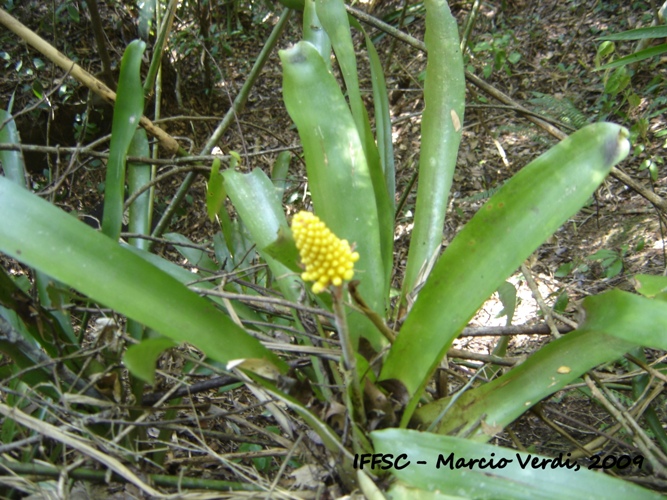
[316,1,394,295]
[372,429,662,500]
[276,0,305,10]
[163,232,219,274]
[0,177,286,372]
[222,168,291,252]
[381,123,630,424]
[124,337,176,385]
[361,25,395,210]
[414,330,635,438]
[102,40,146,240]
[598,42,667,70]
[347,16,396,294]
[1,111,79,357]
[0,110,27,187]
[303,0,330,69]
[206,158,225,222]
[402,0,466,298]
[222,168,301,301]
[581,289,667,348]
[280,41,386,348]
[635,273,667,299]
[316,0,365,140]
[272,151,291,198]
[597,25,667,41]
[127,128,151,251]
[122,243,270,332]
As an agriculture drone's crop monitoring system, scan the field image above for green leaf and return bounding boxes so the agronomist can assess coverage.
[102,40,146,240]
[555,262,574,277]
[635,274,667,299]
[123,243,269,330]
[280,41,386,348]
[597,25,667,41]
[553,290,569,313]
[381,123,630,424]
[67,4,80,22]
[222,168,291,252]
[237,443,271,471]
[347,15,395,297]
[402,0,465,298]
[303,0,331,70]
[127,128,151,251]
[372,429,662,500]
[598,43,667,70]
[221,168,301,301]
[0,110,27,188]
[581,289,667,350]
[596,41,615,66]
[473,41,492,52]
[229,150,241,167]
[628,92,642,108]
[163,232,219,274]
[589,248,616,261]
[138,0,155,40]
[206,158,225,222]
[0,177,286,372]
[418,287,667,438]
[496,281,516,322]
[360,25,395,211]
[262,225,300,274]
[604,66,631,95]
[414,329,635,438]
[272,151,291,197]
[316,0,365,144]
[316,1,394,289]
[124,337,176,385]
[32,80,43,99]
[605,258,623,278]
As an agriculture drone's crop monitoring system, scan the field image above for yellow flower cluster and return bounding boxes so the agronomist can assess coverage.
[291,211,360,294]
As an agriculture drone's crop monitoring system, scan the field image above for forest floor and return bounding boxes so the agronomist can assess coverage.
[1,0,666,497]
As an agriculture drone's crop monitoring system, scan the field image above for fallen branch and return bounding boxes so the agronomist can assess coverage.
[0,8,182,156]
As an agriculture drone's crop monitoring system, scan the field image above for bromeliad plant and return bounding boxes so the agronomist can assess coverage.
[0,0,666,497]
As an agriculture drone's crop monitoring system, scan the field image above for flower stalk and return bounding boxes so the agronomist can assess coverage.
[292,211,366,427]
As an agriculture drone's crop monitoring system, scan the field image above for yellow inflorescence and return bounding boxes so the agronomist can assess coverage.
[291,211,360,294]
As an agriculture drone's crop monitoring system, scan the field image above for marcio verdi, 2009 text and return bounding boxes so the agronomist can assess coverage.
[352,452,644,472]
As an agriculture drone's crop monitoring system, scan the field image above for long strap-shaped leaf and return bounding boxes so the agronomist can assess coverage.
[401,0,466,299]
[280,41,386,349]
[372,429,662,500]
[597,42,667,70]
[127,129,152,251]
[102,40,145,240]
[0,177,285,371]
[222,168,301,302]
[0,110,27,188]
[316,0,367,147]
[580,289,667,349]
[303,0,330,69]
[317,0,394,298]
[414,288,667,438]
[381,123,630,425]
[414,329,635,437]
